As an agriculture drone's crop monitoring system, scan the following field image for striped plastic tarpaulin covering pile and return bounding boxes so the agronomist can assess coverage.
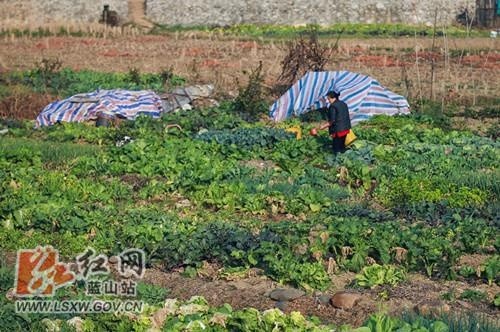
[269,71,410,124]
[36,89,164,127]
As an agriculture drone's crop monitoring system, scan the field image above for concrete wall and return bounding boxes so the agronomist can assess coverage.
[0,0,476,27]
[147,0,475,26]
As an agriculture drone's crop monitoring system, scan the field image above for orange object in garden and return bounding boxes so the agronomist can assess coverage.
[310,128,318,136]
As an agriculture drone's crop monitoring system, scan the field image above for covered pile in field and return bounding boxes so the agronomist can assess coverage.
[269,71,410,124]
[160,84,215,112]
[35,89,164,127]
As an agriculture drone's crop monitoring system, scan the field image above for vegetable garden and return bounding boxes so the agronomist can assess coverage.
[0,24,499,332]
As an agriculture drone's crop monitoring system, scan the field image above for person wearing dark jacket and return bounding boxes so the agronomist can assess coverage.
[311,90,351,154]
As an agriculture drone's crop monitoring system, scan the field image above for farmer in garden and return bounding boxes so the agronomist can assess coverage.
[310,90,351,154]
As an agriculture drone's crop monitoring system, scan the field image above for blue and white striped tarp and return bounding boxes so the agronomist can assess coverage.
[269,71,410,124]
[36,89,164,127]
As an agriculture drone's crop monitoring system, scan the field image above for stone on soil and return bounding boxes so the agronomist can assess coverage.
[269,288,305,301]
[330,291,362,309]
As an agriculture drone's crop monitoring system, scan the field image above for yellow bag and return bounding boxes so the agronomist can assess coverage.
[345,129,357,146]
[285,126,302,140]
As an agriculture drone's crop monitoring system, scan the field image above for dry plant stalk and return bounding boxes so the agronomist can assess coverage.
[413,35,424,105]
[430,7,438,102]
[0,21,141,39]
[276,29,338,92]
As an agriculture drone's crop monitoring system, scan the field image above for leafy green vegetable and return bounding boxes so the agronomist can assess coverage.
[136,282,169,306]
[355,264,406,289]
[459,289,487,302]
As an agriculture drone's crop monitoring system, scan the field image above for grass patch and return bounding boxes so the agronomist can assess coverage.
[459,289,488,303]
[0,137,102,165]
[5,67,185,98]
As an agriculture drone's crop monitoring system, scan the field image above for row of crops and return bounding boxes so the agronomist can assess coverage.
[1,23,490,39]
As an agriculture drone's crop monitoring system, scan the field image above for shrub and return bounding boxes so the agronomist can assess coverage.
[232,61,268,122]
